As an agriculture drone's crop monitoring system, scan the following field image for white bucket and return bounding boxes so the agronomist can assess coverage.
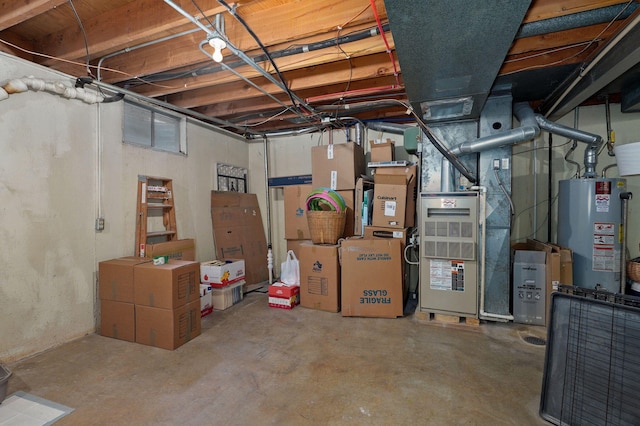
[614,141,640,176]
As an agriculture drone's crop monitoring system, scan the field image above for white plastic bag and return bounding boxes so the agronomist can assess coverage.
[280,250,300,286]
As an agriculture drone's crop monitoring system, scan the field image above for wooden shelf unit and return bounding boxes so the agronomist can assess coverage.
[135,175,177,257]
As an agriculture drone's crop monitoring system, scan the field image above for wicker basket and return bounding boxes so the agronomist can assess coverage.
[628,259,640,283]
[307,210,346,244]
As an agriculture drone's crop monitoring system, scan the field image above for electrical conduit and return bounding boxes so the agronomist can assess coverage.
[471,185,514,321]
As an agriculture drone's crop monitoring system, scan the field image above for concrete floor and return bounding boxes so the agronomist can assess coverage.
[5,291,549,425]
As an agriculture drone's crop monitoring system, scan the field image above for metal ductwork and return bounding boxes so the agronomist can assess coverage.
[443,102,602,181]
[450,104,539,156]
[367,121,412,135]
[534,115,602,178]
[384,0,532,123]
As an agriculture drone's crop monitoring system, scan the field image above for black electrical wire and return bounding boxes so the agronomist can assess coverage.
[191,0,216,28]
[121,23,389,87]
[68,0,93,77]
[548,132,553,242]
[216,0,301,114]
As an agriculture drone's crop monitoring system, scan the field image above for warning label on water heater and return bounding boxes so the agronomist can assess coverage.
[595,181,611,213]
[593,222,616,271]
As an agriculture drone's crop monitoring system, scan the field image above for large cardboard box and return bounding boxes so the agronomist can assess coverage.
[284,185,312,240]
[99,257,152,303]
[145,239,196,261]
[100,299,135,342]
[286,239,313,259]
[298,243,341,312]
[340,238,405,318]
[211,192,268,286]
[372,165,417,228]
[370,139,395,163]
[372,174,409,228]
[134,260,200,309]
[311,143,366,190]
[135,299,201,350]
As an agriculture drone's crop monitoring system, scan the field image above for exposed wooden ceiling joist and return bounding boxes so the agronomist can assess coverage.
[1,0,639,134]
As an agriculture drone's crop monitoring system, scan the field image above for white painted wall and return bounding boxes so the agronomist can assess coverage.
[0,54,248,362]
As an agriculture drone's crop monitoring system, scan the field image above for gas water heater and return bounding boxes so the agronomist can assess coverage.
[557,178,626,293]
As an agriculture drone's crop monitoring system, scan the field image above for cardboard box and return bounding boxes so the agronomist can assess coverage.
[286,239,313,259]
[200,259,245,287]
[144,239,196,261]
[268,282,300,309]
[354,177,374,235]
[363,226,409,282]
[211,192,268,286]
[372,165,417,228]
[100,299,135,342]
[298,243,341,312]
[284,185,313,240]
[200,284,213,317]
[372,174,409,228]
[211,280,245,310]
[134,260,200,309]
[364,226,409,247]
[511,239,573,326]
[135,299,201,350]
[99,257,152,303]
[340,238,405,318]
[311,143,366,190]
[370,139,395,163]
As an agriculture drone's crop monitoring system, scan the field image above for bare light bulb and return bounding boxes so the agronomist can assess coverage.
[208,37,226,63]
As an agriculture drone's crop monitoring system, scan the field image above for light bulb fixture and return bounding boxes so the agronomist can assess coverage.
[208,37,226,63]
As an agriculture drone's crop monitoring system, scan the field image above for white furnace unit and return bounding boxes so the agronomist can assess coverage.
[419,192,479,317]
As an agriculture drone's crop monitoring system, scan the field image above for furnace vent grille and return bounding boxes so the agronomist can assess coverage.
[423,220,475,260]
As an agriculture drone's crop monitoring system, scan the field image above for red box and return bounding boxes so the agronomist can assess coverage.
[268,282,300,309]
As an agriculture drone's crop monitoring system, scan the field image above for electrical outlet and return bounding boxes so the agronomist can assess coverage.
[493,159,500,170]
[95,217,105,231]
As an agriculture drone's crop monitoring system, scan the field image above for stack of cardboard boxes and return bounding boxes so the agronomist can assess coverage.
[342,139,415,318]
[290,143,364,313]
[99,258,201,350]
[282,141,415,318]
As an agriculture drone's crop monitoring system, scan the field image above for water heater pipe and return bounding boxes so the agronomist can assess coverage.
[472,185,514,321]
[441,102,540,192]
[366,121,413,135]
[535,115,602,178]
[620,191,633,293]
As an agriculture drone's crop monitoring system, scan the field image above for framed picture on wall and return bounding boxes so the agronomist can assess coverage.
[217,163,247,193]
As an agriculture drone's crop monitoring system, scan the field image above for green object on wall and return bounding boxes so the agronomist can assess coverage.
[403,127,420,155]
